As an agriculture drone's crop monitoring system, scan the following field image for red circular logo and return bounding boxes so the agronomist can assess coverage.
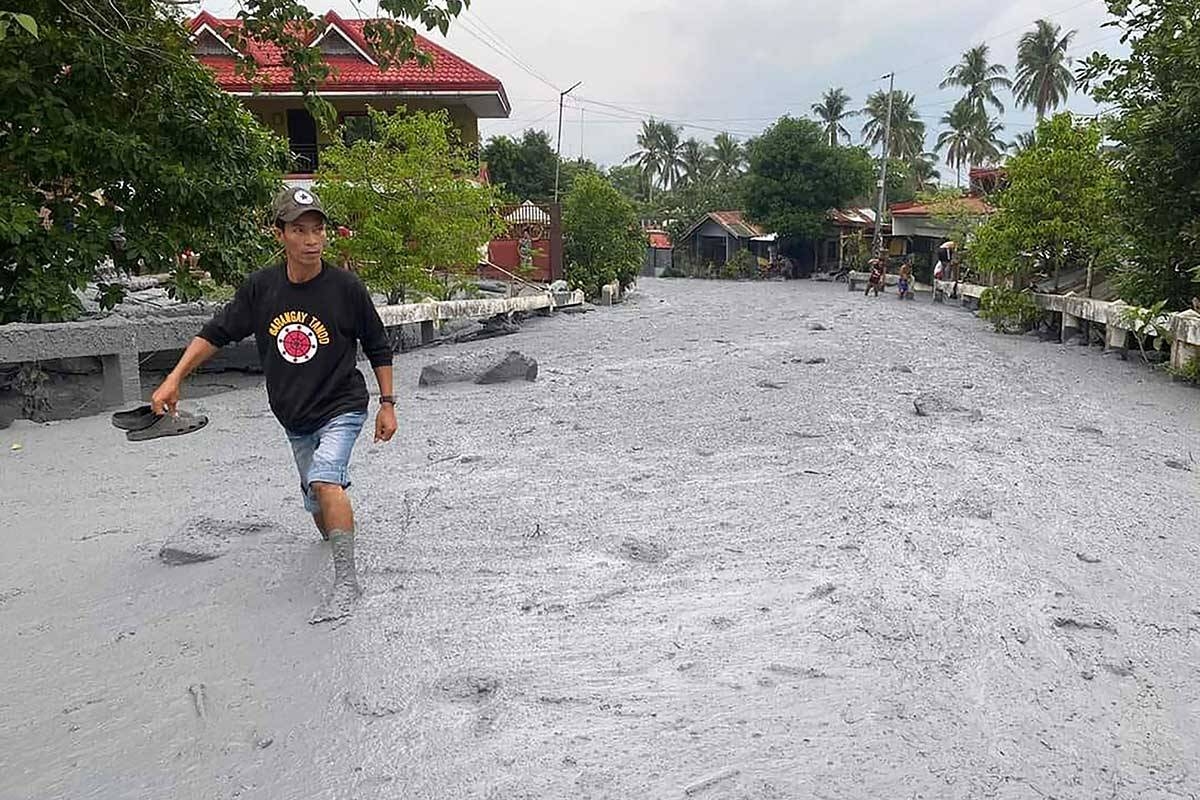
[276,323,319,364]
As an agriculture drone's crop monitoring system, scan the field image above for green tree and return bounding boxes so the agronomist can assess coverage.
[563,171,643,297]
[1079,0,1200,308]
[656,123,685,191]
[650,173,744,245]
[678,138,712,188]
[480,129,558,202]
[606,163,648,203]
[0,1,290,323]
[0,0,469,324]
[710,132,746,178]
[1015,19,1077,120]
[626,118,664,200]
[742,117,875,240]
[316,108,505,304]
[937,100,1006,186]
[940,43,1012,114]
[970,115,1119,291]
[936,100,979,187]
[812,87,857,146]
[862,90,926,161]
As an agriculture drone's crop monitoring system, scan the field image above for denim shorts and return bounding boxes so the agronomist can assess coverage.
[286,411,367,514]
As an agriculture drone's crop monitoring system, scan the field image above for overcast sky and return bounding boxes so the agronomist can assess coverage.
[198,0,1124,178]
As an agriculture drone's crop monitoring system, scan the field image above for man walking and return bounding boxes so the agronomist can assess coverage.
[150,187,396,623]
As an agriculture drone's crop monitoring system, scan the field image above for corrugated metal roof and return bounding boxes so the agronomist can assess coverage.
[708,210,766,238]
[828,207,876,227]
[890,196,995,217]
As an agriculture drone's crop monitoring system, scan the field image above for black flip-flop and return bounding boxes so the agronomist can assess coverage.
[111,405,158,431]
[126,410,209,441]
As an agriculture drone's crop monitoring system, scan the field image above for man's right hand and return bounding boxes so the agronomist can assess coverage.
[151,378,180,416]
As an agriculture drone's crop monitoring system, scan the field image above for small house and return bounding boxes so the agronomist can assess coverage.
[678,211,774,267]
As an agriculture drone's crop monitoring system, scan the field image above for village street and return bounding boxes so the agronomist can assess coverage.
[1,278,1198,799]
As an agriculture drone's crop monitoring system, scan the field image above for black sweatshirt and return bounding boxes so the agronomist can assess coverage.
[198,261,392,434]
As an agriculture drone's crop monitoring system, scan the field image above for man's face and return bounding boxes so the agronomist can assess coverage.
[275,211,327,269]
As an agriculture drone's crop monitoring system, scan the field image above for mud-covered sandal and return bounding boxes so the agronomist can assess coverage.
[126,410,209,441]
[111,405,158,431]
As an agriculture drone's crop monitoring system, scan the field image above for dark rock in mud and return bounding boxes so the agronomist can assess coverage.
[808,582,837,600]
[1164,459,1193,472]
[418,350,538,387]
[890,365,913,374]
[809,323,829,332]
[620,536,669,563]
[1076,552,1101,564]
[756,380,786,390]
[913,392,980,419]
[804,357,827,365]
[159,517,275,565]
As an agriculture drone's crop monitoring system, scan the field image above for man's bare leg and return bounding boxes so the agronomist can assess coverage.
[309,483,361,624]
[312,511,330,541]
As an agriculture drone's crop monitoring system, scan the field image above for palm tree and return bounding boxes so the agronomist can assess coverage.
[1009,129,1038,155]
[940,43,1012,114]
[936,99,978,187]
[812,87,857,146]
[656,123,685,190]
[968,113,1007,166]
[710,132,744,179]
[1014,19,1077,119]
[678,137,711,188]
[909,152,942,193]
[625,119,663,200]
[862,90,926,161]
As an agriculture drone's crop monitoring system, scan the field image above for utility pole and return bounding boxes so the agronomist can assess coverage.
[553,81,582,204]
[873,71,895,254]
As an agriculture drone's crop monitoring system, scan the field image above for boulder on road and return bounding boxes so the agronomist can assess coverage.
[418,350,539,387]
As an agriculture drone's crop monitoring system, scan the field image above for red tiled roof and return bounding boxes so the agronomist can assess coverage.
[647,230,671,249]
[188,10,506,96]
[889,195,995,217]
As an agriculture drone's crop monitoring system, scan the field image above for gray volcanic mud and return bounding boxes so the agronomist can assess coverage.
[2,278,1198,799]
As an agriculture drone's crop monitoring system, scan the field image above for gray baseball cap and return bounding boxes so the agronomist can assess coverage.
[272,186,328,224]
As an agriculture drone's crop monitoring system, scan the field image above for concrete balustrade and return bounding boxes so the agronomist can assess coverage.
[932,279,1200,372]
[0,289,585,408]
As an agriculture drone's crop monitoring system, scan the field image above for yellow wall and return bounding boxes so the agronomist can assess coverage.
[241,96,480,145]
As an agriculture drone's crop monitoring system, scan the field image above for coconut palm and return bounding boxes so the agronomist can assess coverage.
[862,90,926,162]
[678,137,712,188]
[936,99,978,187]
[1009,129,1038,155]
[656,123,685,190]
[909,152,942,193]
[969,113,1007,166]
[1014,19,1077,120]
[625,119,663,200]
[812,87,857,146]
[940,43,1012,114]
[710,132,745,178]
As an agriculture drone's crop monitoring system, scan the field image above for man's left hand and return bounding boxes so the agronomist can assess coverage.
[375,404,398,443]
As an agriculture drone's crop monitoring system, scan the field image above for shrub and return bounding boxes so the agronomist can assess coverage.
[563,172,643,298]
[979,287,1039,333]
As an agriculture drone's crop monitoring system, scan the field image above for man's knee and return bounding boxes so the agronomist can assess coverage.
[311,482,346,503]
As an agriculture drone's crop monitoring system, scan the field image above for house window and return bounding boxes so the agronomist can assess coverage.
[339,113,377,146]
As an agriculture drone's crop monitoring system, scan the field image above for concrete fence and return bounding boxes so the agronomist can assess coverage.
[933,279,1200,372]
[0,289,584,408]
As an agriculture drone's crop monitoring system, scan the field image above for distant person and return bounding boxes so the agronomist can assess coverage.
[897,262,914,300]
[149,187,397,624]
[865,258,885,297]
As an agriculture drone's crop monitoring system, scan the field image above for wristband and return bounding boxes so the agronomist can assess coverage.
[379,395,395,406]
